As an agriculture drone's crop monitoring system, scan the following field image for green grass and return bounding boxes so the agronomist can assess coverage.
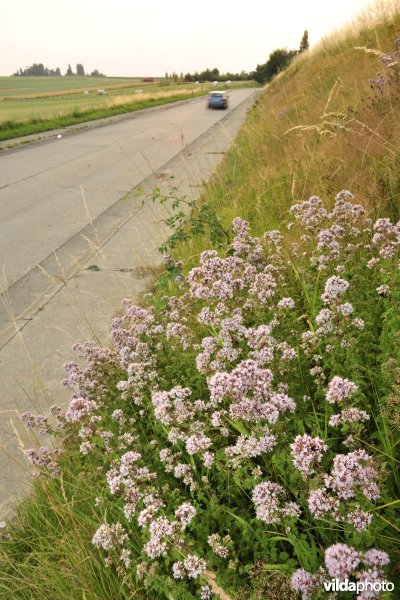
[0,91,207,141]
[0,454,156,599]
[0,75,144,96]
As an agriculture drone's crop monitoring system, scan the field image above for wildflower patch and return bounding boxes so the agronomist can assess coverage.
[20,190,399,598]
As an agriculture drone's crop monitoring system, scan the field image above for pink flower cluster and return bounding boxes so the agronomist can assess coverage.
[372,217,400,258]
[92,522,128,551]
[143,516,177,558]
[159,448,196,489]
[207,533,231,558]
[252,481,300,523]
[25,446,61,478]
[293,543,390,599]
[306,446,380,532]
[290,196,328,231]
[329,407,370,427]
[175,502,197,530]
[326,376,358,404]
[321,276,350,305]
[208,359,295,425]
[225,432,276,467]
[290,433,328,476]
[20,411,49,435]
[325,543,362,578]
[326,449,380,501]
[291,568,326,599]
[172,554,207,580]
[65,397,98,422]
[151,386,196,426]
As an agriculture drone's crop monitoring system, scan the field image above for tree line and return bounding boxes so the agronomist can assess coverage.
[180,68,252,83]
[13,63,106,77]
[180,31,309,85]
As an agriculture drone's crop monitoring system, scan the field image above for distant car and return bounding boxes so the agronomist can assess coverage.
[207,91,228,109]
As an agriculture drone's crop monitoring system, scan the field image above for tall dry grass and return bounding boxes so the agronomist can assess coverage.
[109,88,201,107]
[180,1,400,248]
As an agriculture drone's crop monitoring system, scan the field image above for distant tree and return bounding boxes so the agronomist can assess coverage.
[268,48,296,75]
[66,64,74,76]
[299,30,309,53]
[253,48,296,84]
[13,63,66,77]
[90,69,106,77]
[25,63,46,76]
[18,63,46,76]
[76,63,85,76]
[199,68,213,81]
[252,63,266,84]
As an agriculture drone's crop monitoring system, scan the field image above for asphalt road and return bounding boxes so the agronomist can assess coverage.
[0,87,260,516]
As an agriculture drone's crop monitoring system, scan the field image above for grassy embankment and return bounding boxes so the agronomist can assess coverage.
[0,3,400,599]
[0,77,257,142]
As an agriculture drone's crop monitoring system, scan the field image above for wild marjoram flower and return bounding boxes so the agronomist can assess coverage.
[326,449,380,501]
[175,554,207,579]
[207,533,232,558]
[19,190,397,597]
[326,376,358,404]
[291,568,327,599]
[290,433,328,476]
[92,522,128,551]
[252,481,300,523]
[325,543,362,578]
[293,544,391,599]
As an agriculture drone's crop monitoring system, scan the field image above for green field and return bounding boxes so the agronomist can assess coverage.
[0,77,256,122]
[0,76,143,97]
[0,76,187,122]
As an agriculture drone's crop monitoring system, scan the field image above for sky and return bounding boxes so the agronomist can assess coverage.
[2,0,380,77]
